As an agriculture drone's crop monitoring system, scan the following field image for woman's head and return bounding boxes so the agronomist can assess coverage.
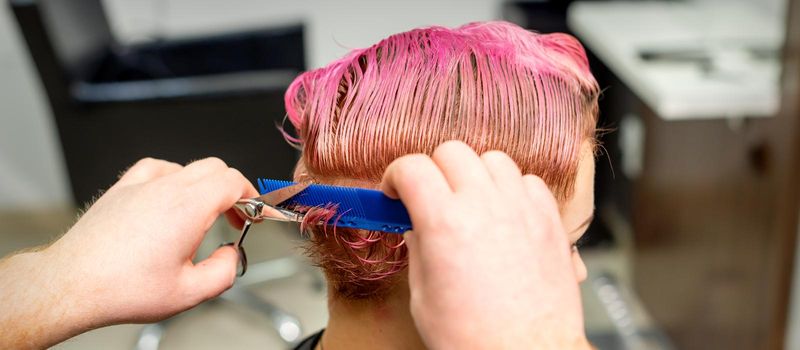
[284,21,599,299]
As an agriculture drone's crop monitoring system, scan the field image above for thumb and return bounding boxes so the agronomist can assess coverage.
[183,245,238,303]
[403,230,423,287]
[403,230,418,252]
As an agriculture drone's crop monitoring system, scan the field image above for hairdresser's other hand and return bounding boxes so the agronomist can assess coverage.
[0,157,258,349]
[382,141,590,350]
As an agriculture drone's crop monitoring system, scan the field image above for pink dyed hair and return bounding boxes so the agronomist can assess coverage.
[284,21,599,299]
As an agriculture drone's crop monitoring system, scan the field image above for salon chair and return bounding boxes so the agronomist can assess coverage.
[10,0,312,347]
[9,0,302,205]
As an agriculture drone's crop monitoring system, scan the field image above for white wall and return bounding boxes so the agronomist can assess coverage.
[0,0,504,209]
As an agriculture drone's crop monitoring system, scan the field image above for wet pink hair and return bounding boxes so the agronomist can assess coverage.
[283,21,599,299]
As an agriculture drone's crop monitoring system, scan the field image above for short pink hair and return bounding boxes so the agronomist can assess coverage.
[284,21,599,299]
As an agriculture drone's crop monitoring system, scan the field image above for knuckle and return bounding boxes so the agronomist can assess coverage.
[433,140,472,159]
[120,158,158,180]
[393,154,432,178]
[440,139,469,149]
[405,153,433,164]
[391,153,421,168]
[481,150,511,161]
[482,150,520,172]
[186,157,228,173]
[522,174,547,189]
[189,157,228,171]
[132,157,159,170]
[392,171,416,191]
[223,167,248,184]
[204,157,228,169]
[523,175,554,199]
[224,166,244,178]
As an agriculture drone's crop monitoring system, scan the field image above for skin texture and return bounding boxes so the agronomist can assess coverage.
[382,141,592,349]
[317,141,595,350]
[0,157,258,349]
[0,147,591,349]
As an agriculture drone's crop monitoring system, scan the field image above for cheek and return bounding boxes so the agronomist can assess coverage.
[572,250,588,283]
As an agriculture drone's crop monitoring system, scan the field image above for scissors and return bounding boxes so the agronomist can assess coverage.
[226,181,312,276]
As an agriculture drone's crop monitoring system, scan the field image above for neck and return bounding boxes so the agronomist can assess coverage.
[320,280,426,350]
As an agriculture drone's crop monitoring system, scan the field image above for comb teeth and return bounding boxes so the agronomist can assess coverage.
[257,178,412,233]
[258,179,366,217]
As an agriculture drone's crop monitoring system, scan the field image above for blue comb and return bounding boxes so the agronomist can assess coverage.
[257,179,412,234]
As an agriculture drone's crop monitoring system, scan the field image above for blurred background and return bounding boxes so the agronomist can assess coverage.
[0,0,798,349]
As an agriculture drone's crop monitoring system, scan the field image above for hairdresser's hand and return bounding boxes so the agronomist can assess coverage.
[0,157,257,349]
[382,141,590,350]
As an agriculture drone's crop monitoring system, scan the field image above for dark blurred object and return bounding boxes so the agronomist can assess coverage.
[503,0,606,34]
[10,3,311,346]
[9,0,304,205]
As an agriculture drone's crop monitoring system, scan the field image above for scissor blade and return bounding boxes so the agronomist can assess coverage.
[257,181,311,206]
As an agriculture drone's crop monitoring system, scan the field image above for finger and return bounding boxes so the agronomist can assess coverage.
[521,174,571,250]
[223,208,247,230]
[115,158,183,188]
[430,141,494,193]
[403,230,425,276]
[182,245,238,304]
[191,167,260,229]
[181,157,230,182]
[402,230,424,304]
[521,175,559,216]
[381,154,452,226]
[480,151,524,193]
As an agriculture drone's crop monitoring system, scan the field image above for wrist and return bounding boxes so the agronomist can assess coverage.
[37,244,109,330]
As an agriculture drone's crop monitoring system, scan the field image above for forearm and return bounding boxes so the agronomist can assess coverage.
[0,157,255,349]
[0,249,100,349]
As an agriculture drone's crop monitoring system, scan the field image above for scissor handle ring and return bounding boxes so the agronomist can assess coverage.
[221,241,248,277]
